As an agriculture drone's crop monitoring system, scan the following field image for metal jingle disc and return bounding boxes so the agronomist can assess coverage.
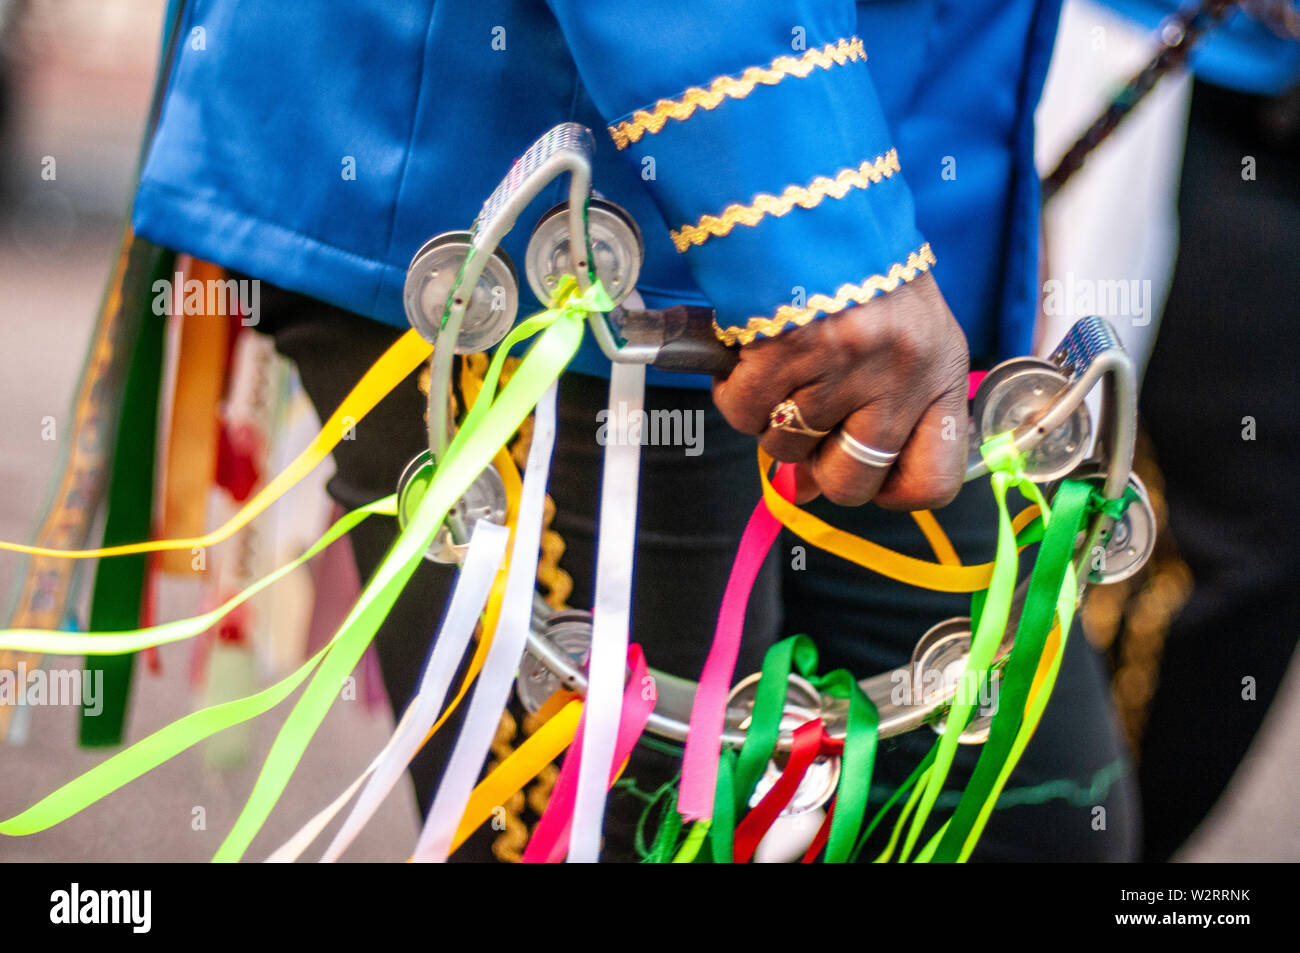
[929,670,1002,745]
[524,198,643,309]
[748,747,842,817]
[973,357,1091,482]
[403,231,519,352]
[910,618,995,745]
[395,449,508,564]
[724,671,823,731]
[724,672,839,814]
[970,356,1056,420]
[1090,472,1156,584]
[517,610,594,714]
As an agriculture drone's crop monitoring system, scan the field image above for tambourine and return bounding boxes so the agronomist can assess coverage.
[397,123,1154,803]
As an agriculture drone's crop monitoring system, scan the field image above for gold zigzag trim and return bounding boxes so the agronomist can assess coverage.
[713,243,937,346]
[670,150,900,251]
[607,37,867,150]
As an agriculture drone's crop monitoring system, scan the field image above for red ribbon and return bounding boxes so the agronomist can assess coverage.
[732,720,825,863]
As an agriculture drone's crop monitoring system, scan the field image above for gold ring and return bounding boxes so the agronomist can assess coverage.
[768,399,830,439]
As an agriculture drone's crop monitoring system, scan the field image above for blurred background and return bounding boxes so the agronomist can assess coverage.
[0,0,1295,861]
[0,0,418,861]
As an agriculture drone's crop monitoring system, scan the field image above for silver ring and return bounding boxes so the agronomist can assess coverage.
[837,430,900,469]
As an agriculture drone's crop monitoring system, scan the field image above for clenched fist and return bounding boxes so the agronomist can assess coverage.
[712,272,969,509]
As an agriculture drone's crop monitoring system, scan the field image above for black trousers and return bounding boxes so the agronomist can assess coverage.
[254,285,1138,862]
[1137,79,1300,861]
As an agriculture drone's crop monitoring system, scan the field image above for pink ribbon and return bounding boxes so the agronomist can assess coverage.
[677,463,797,820]
[522,644,653,863]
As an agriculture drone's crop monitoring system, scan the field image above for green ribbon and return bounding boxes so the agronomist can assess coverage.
[0,280,613,858]
[805,668,876,863]
[929,479,1090,862]
[81,251,173,746]
[1090,484,1140,523]
[849,741,937,862]
[708,749,738,863]
[874,761,934,863]
[732,635,817,818]
[703,634,879,863]
[897,431,1041,862]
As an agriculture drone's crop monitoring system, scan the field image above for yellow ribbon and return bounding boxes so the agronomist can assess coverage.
[449,697,583,854]
[757,449,1041,593]
[0,330,432,559]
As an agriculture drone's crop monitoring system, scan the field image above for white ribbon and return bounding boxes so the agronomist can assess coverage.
[411,381,558,862]
[567,361,646,862]
[263,704,417,863]
[262,517,509,863]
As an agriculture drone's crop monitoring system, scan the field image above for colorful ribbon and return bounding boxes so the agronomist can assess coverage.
[758,449,1044,593]
[0,330,433,560]
[522,645,654,863]
[678,464,796,821]
[316,518,511,862]
[412,380,561,862]
[897,432,1045,862]
[1,280,611,861]
[0,499,395,836]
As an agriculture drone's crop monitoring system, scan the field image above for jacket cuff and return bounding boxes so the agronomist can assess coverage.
[604,36,933,346]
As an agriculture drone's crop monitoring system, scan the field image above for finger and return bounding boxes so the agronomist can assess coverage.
[873,379,968,511]
[711,332,823,435]
[756,341,914,464]
[806,399,916,507]
[757,385,841,465]
[793,462,821,504]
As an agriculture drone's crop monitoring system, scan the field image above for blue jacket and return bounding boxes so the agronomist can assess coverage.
[133,0,1063,386]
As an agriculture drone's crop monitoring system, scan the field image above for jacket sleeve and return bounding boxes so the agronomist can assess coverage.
[544,0,935,345]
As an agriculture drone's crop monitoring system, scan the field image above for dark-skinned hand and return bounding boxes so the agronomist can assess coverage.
[712,272,969,509]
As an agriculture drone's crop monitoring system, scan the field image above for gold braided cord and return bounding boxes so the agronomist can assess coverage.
[713,243,937,346]
[453,355,573,611]
[670,150,901,252]
[486,709,530,863]
[1081,430,1191,753]
[443,354,575,861]
[607,37,867,150]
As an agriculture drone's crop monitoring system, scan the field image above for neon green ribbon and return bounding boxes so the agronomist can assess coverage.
[0,498,395,835]
[930,479,1089,862]
[897,432,1039,862]
[213,280,609,861]
[0,279,614,858]
[671,820,711,863]
[849,741,937,862]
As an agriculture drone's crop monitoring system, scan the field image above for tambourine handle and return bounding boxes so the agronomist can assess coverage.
[650,305,741,377]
